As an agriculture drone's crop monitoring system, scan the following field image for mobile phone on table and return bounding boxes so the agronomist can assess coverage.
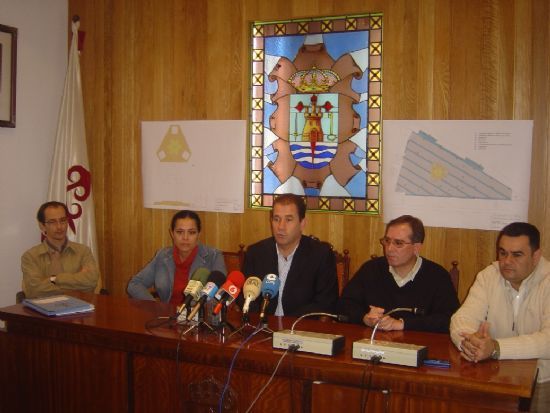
[423,359,450,368]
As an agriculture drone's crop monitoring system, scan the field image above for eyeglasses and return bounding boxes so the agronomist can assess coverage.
[379,237,414,248]
[44,218,68,226]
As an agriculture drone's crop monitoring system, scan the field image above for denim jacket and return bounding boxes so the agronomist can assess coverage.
[127,244,226,302]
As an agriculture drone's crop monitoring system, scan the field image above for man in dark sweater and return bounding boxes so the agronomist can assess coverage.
[242,193,338,317]
[338,215,459,333]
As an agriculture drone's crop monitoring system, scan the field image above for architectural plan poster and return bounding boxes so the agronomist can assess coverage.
[382,120,533,230]
[141,120,246,213]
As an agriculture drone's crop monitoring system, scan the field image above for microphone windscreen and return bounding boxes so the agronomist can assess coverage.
[190,267,210,284]
[413,308,426,316]
[226,270,246,289]
[243,276,261,299]
[201,282,219,300]
[261,273,280,298]
[336,314,349,323]
[207,270,226,287]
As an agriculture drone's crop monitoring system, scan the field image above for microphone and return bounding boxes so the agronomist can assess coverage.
[186,270,226,321]
[370,307,425,343]
[272,312,347,356]
[181,267,211,312]
[242,276,262,315]
[212,271,245,315]
[290,312,349,333]
[351,307,428,367]
[259,274,280,320]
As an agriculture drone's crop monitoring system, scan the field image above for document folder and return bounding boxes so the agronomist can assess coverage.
[23,295,95,317]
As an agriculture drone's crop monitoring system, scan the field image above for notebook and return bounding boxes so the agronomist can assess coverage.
[23,295,95,317]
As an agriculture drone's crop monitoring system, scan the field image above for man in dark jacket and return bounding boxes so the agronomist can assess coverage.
[242,193,338,317]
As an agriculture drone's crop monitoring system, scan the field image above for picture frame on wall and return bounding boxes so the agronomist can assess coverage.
[0,24,17,128]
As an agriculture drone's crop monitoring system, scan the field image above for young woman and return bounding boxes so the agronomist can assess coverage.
[127,210,226,304]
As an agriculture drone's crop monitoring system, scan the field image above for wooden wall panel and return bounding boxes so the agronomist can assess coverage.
[68,0,550,302]
[530,0,550,243]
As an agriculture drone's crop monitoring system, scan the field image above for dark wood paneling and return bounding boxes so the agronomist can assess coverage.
[0,293,537,413]
[0,331,128,413]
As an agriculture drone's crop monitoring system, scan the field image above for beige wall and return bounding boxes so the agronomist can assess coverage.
[0,0,67,308]
[68,0,550,302]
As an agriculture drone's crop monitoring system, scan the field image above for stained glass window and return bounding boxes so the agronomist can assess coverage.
[249,13,383,213]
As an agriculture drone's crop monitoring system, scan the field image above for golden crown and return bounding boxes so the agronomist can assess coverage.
[288,67,340,93]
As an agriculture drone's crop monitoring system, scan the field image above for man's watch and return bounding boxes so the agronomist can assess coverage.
[490,340,500,359]
[50,276,57,285]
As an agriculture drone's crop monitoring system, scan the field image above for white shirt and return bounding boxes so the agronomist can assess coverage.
[274,243,299,316]
[389,256,423,287]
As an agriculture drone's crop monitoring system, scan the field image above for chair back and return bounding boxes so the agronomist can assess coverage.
[308,235,350,295]
[16,290,26,304]
[449,260,459,292]
[335,249,351,295]
[223,244,246,273]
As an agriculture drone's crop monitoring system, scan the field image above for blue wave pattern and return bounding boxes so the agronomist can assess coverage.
[290,143,337,169]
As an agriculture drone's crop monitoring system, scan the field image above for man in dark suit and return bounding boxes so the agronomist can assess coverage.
[242,193,338,317]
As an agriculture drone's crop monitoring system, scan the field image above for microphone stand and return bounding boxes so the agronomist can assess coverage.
[180,301,215,336]
[214,301,236,338]
[175,302,192,325]
[257,312,274,335]
[229,311,257,338]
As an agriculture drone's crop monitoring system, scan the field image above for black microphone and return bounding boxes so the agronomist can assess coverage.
[289,312,350,333]
[335,314,349,323]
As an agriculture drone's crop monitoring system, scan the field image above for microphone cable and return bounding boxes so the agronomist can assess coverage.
[174,322,188,409]
[359,354,382,413]
[244,344,299,413]
[144,315,176,336]
[288,344,298,413]
[218,326,263,413]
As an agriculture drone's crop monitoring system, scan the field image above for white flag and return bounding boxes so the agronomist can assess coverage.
[47,20,100,289]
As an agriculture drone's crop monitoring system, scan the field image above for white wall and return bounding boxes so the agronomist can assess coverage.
[0,0,67,308]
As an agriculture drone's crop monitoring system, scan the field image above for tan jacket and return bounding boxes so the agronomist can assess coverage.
[21,240,99,298]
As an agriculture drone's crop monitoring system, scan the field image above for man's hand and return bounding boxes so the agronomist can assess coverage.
[376,315,405,331]
[459,322,497,362]
[362,305,385,327]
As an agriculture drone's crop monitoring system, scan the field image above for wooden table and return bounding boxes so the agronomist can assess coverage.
[0,293,536,412]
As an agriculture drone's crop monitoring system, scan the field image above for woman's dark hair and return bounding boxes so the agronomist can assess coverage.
[170,210,201,232]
